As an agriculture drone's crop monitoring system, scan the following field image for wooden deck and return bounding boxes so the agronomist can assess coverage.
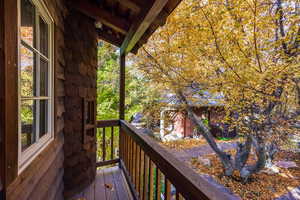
[71,166,133,200]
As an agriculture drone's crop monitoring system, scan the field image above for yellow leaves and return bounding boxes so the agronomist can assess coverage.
[135,0,299,130]
[104,183,114,191]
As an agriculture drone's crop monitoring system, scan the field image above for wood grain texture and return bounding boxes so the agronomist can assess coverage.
[120,0,167,55]
[156,168,162,200]
[0,0,5,195]
[71,167,134,200]
[164,178,171,200]
[97,29,124,48]
[111,127,114,160]
[142,155,149,200]
[115,0,141,14]
[7,135,64,200]
[95,170,106,200]
[149,160,155,200]
[29,151,64,200]
[96,159,119,167]
[119,53,126,119]
[3,0,19,186]
[3,0,66,199]
[129,137,133,180]
[119,160,139,200]
[71,0,130,34]
[176,192,184,200]
[103,167,119,200]
[139,150,144,198]
[103,127,106,161]
[97,120,120,128]
[130,0,183,54]
[120,120,226,200]
[135,145,140,192]
[112,168,131,200]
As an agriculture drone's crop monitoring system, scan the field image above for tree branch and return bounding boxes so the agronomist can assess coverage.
[199,5,242,80]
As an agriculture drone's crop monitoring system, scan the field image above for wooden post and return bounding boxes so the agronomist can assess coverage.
[0,0,4,196]
[1,0,19,189]
[119,53,125,120]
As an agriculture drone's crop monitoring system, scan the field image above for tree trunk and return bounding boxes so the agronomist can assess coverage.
[176,90,280,181]
[178,91,234,175]
[234,135,252,170]
[240,136,267,181]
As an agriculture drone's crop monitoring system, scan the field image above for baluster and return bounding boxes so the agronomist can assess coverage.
[164,178,171,200]
[143,154,149,200]
[136,145,141,193]
[119,127,122,159]
[129,137,133,180]
[118,129,121,160]
[102,127,106,161]
[123,132,127,166]
[111,126,114,160]
[127,134,130,172]
[176,191,184,200]
[156,168,161,200]
[132,141,137,185]
[149,160,154,200]
[139,149,144,197]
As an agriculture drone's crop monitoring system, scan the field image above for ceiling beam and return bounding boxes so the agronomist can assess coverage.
[120,0,168,55]
[97,29,124,47]
[131,9,169,53]
[72,0,130,34]
[115,0,141,14]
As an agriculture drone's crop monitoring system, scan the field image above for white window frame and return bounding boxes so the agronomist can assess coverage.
[17,0,55,173]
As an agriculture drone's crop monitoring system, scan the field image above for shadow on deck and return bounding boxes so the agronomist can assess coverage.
[71,166,133,200]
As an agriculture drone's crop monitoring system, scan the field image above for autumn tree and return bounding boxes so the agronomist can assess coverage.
[134,0,300,181]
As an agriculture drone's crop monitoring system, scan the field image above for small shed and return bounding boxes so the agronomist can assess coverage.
[0,0,238,199]
[0,0,183,199]
[159,88,236,141]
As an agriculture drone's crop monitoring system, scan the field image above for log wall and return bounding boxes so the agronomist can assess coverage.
[2,0,98,199]
[0,0,4,197]
[63,7,98,198]
[5,0,68,199]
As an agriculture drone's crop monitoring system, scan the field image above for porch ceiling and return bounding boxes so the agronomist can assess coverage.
[71,0,182,54]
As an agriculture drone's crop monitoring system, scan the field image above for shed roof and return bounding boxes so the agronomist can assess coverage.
[161,85,224,107]
[71,0,182,54]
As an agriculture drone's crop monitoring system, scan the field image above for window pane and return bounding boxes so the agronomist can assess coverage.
[39,100,48,138]
[20,45,36,97]
[21,0,36,47]
[39,17,49,57]
[40,58,49,96]
[21,100,36,151]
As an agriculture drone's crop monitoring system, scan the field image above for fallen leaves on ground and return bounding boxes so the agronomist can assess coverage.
[189,150,300,200]
[104,183,114,191]
[161,137,243,150]
[161,138,207,149]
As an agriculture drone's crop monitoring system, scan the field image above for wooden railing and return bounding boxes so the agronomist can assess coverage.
[97,120,232,200]
[96,120,120,167]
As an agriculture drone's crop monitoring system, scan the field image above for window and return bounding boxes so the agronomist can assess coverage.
[18,0,54,172]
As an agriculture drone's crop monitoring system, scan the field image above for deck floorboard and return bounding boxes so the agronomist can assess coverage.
[71,166,133,200]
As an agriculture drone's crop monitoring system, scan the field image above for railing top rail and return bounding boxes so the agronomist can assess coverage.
[97,119,120,128]
[120,120,236,200]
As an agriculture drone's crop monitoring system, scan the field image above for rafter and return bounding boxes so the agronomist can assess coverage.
[120,0,168,55]
[131,9,169,54]
[97,29,124,47]
[115,0,141,14]
[72,0,130,34]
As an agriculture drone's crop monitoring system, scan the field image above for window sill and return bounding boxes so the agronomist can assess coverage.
[18,134,54,174]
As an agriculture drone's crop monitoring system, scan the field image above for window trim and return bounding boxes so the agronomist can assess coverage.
[17,0,55,173]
